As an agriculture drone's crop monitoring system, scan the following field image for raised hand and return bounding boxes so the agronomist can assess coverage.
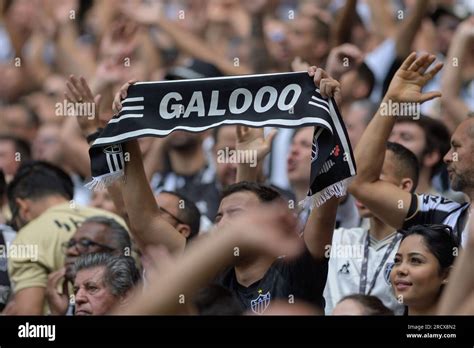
[325,43,364,80]
[308,66,342,107]
[385,52,443,103]
[112,79,137,115]
[236,126,277,162]
[64,75,103,138]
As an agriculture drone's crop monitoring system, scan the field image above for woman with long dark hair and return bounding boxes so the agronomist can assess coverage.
[390,224,459,315]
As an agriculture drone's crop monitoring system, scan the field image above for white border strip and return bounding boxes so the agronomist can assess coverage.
[120,106,144,111]
[108,114,144,124]
[328,100,356,175]
[93,117,333,145]
[308,101,330,115]
[122,97,144,103]
[311,95,329,106]
[134,71,308,85]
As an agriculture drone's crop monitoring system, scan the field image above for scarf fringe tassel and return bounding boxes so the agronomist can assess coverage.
[85,170,124,191]
[299,177,353,209]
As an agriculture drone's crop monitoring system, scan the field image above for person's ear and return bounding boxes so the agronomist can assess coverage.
[399,178,414,192]
[441,266,452,284]
[423,150,440,169]
[176,224,191,239]
[15,198,31,221]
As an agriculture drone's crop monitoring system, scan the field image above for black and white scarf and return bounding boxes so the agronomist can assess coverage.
[87,72,356,206]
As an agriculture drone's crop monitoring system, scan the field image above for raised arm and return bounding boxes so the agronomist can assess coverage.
[331,0,357,47]
[440,17,474,132]
[119,1,251,76]
[120,138,185,254]
[301,67,341,260]
[241,0,272,73]
[394,0,429,59]
[111,81,186,255]
[67,77,186,255]
[48,1,96,79]
[143,138,168,181]
[235,126,276,183]
[348,52,443,229]
[303,196,339,260]
[366,0,397,40]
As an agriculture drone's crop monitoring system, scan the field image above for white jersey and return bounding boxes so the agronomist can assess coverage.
[324,227,404,315]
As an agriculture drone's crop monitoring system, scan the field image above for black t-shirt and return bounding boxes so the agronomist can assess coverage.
[216,247,328,314]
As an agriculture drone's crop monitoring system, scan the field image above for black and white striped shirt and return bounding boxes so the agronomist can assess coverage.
[403,194,471,246]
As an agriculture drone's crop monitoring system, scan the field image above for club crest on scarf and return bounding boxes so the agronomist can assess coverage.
[311,128,324,163]
[103,144,125,173]
[250,290,271,315]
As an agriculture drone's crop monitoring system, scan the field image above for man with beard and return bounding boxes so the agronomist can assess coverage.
[349,52,473,246]
[45,216,131,315]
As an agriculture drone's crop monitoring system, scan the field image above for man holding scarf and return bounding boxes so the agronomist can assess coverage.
[66,67,347,313]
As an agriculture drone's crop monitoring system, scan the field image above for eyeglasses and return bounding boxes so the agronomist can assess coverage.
[157,206,185,225]
[62,238,116,254]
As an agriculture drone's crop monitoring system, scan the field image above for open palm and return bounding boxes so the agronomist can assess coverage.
[386,53,443,103]
[236,126,277,162]
[65,75,106,138]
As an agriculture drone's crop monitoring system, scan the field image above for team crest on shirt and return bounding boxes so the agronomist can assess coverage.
[384,262,395,284]
[250,289,271,315]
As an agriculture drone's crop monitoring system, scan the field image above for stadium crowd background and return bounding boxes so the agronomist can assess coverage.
[0,0,473,316]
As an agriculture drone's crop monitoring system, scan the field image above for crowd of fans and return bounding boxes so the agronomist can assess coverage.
[0,0,473,316]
